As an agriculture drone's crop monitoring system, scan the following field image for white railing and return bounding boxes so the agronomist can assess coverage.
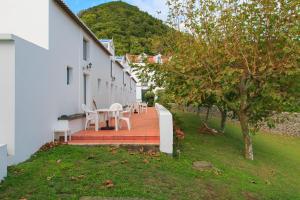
[0,144,7,181]
[155,103,173,154]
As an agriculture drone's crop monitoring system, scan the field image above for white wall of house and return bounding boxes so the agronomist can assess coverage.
[131,80,138,103]
[0,144,8,182]
[124,73,131,104]
[0,0,136,165]
[112,62,124,104]
[0,36,15,156]
[0,0,49,49]
[155,103,173,154]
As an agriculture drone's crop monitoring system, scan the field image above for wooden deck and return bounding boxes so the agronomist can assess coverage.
[68,107,160,145]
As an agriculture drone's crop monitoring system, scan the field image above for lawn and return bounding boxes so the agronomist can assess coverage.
[1,112,300,200]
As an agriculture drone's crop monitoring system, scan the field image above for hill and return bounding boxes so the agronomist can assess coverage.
[78,1,171,55]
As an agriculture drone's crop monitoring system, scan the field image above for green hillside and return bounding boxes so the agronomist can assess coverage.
[78,1,171,55]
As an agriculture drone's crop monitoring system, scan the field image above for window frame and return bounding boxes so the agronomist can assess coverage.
[67,66,73,85]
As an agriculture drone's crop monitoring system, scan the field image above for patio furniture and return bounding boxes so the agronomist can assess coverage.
[82,104,99,131]
[140,102,148,113]
[109,103,123,131]
[54,113,86,142]
[133,102,140,113]
[96,108,117,130]
[109,103,131,131]
[53,120,71,143]
[119,104,133,130]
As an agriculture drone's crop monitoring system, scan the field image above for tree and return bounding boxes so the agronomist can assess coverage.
[140,0,299,160]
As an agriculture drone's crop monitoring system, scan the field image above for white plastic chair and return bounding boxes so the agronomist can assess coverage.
[133,102,140,113]
[140,102,148,113]
[109,103,131,130]
[119,105,133,130]
[82,104,99,131]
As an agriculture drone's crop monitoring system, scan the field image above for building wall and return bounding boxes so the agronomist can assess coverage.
[0,144,7,181]
[0,36,15,156]
[124,73,131,104]
[0,1,136,165]
[112,63,124,104]
[0,0,49,49]
[0,0,137,165]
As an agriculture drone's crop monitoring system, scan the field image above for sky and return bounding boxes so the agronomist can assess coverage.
[64,0,169,21]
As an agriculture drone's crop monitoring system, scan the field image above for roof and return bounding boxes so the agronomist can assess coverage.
[131,77,138,83]
[127,54,170,64]
[53,0,112,56]
[126,71,131,76]
[115,60,124,69]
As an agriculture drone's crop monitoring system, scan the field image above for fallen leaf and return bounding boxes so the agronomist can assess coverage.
[143,159,149,164]
[121,160,128,164]
[87,155,95,160]
[78,175,85,179]
[103,180,114,188]
[111,150,117,154]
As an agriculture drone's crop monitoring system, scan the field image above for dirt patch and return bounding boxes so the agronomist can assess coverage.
[243,192,259,200]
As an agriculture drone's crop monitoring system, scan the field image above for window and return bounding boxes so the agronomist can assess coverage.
[83,39,88,61]
[97,79,101,93]
[67,67,73,85]
[83,74,87,104]
[110,60,113,78]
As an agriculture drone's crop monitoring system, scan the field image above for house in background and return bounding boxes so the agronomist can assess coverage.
[100,39,137,105]
[126,53,170,101]
[0,0,137,166]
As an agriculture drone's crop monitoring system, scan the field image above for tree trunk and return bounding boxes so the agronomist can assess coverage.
[197,105,201,116]
[239,111,254,160]
[220,110,227,133]
[239,73,254,160]
[205,107,210,122]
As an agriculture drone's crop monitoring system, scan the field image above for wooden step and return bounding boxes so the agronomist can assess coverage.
[68,139,160,146]
[71,135,159,141]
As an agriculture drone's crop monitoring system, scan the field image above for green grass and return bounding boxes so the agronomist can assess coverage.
[1,112,300,200]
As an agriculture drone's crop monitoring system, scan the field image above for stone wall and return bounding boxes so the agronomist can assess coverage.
[184,105,300,137]
[260,112,300,137]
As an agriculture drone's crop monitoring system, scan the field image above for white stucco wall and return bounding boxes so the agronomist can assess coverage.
[124,73,131,104]
[0,144,8,181]
[155,103,173,154]
[0,36,15,156]
[0,0,49,49]
[0,1,137,165]
[112,62,124,104]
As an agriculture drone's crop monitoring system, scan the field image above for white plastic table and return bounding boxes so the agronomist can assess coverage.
[96,108,122,131]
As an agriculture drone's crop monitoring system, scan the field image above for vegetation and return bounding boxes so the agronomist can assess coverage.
[79,1,172,55]
[139,0,300,160]
[144,91,155,107]
[1,113,300,199]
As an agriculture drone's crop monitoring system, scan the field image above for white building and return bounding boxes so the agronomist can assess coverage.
[0,0,137,167]
[127,53,169,101]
